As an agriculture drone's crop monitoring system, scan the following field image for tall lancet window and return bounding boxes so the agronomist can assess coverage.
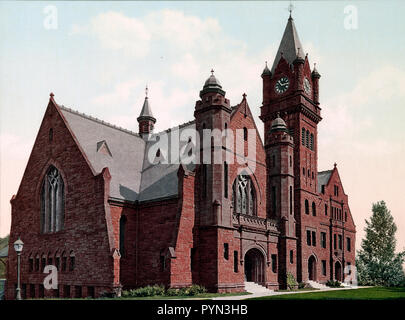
[232,175,256,216]
[40,166,65,233]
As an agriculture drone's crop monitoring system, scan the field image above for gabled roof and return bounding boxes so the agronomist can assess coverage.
[317,169,332,193]
[271,16,305,74]
[59,106,145,202]
[139,121,196,202]
[59,104,196,203]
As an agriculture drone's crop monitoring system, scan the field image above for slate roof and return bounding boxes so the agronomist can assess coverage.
[59,105,196,203]
[138,96,155,120]
[139,121,196,202]
[317,170,333,193]
[271,16,305,74]
[60,106,145,202]
[0,246,8,258]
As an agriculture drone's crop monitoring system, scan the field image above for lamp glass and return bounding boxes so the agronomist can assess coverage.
[13,238,24,253]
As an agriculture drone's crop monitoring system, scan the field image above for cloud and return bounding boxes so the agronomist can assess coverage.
[0,134,32,236]
[79,10,280,137]
[71,9,224,59]
[72,11,151,58]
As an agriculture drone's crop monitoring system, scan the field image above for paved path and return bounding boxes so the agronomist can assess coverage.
[212,286,365,300]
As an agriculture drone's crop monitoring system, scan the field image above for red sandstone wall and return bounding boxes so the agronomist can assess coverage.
[6,101,114,299]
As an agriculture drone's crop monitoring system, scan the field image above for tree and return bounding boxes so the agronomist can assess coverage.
[356,201,405,286]
[0,235,9,279]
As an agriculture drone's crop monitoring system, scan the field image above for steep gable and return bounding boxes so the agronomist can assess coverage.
[59,106,146,202]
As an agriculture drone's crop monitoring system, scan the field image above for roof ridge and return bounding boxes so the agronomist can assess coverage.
[59,105,141,138]
[318,169,333,174]
[154,119,196,136]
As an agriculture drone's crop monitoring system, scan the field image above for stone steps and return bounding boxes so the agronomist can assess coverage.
[307,280,328,289]
[244,281,273,294]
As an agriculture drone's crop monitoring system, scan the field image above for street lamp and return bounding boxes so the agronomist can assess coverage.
[13,237,24,300]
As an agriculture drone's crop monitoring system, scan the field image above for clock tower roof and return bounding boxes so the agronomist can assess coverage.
[271,15,305,74]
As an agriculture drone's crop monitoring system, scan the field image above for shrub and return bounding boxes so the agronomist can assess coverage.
[122,284,165,297]
[286,272,298,290]
[326,280,342,288]
[166,288,180,296]
[298,282,306,289]
[188,284,207,296]
[121,284,207,298]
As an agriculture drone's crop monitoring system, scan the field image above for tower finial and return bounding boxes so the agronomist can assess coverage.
[288,2,294,19]
[210,69,214,76]
[145,85,148,98]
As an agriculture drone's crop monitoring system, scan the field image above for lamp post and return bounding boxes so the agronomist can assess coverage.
[13,237,24,300]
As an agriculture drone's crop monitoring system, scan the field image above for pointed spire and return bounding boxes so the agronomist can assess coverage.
[138,85,155,120]
[137,85,156,135]
[312,62,321,78]
[261,61,271,76]
[271,15,305,74]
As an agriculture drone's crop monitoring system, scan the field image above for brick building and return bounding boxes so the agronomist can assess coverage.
[5,16,356,299]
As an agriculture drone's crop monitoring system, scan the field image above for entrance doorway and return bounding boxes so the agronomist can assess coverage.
[335,261,342,281]
[244,248,265,284]
[308,256,317,281]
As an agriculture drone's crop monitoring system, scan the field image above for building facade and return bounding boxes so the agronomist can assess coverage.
[5,16,356,299]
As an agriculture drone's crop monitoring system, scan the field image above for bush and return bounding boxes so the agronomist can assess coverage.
[286,272,298,290]
[298,282,306,289]
[122,284,165,297]
[326,280,342,288]
[188,284,207,296]
[122,284,207,298]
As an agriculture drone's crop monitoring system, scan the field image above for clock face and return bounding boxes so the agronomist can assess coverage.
[275,76,289,94]
[304,77,311,94]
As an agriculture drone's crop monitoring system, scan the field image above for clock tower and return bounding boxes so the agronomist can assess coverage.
[260,14,322,282]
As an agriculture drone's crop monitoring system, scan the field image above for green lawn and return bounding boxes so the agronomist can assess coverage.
[34,291,252,300]
[106,291,251,300]
[248,287,405,300]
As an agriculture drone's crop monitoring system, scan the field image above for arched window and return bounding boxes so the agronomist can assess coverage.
[232,175,256,216]
[40,166,65,233]
[305,199,309,215]
[301,128,305,145]
[312,202,316,216]
[120,216,127,257]
[310,133,314,150]
[55,251,60,271]
[62,251,67,272]
[69,251,75,271]
[306,130,309,148]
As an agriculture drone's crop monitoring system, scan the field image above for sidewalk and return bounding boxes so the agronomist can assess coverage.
[212,286,364,300]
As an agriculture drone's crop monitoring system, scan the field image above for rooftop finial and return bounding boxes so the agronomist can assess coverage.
[210,69,214,76]
[334,162,337,168]
[50,92,54,98]
[288,2,294,19]
[145,85,148,98]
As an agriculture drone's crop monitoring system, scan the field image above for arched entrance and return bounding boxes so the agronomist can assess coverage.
[244,248,265,284]
[308,256,317,281]
[335,261,342,281]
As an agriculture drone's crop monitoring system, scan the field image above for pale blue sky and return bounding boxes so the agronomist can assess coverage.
[1,1,404,251]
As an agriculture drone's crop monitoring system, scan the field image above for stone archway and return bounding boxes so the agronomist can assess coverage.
[244,248,265,284]
[335,261,342,281]
[308,255,317,281]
